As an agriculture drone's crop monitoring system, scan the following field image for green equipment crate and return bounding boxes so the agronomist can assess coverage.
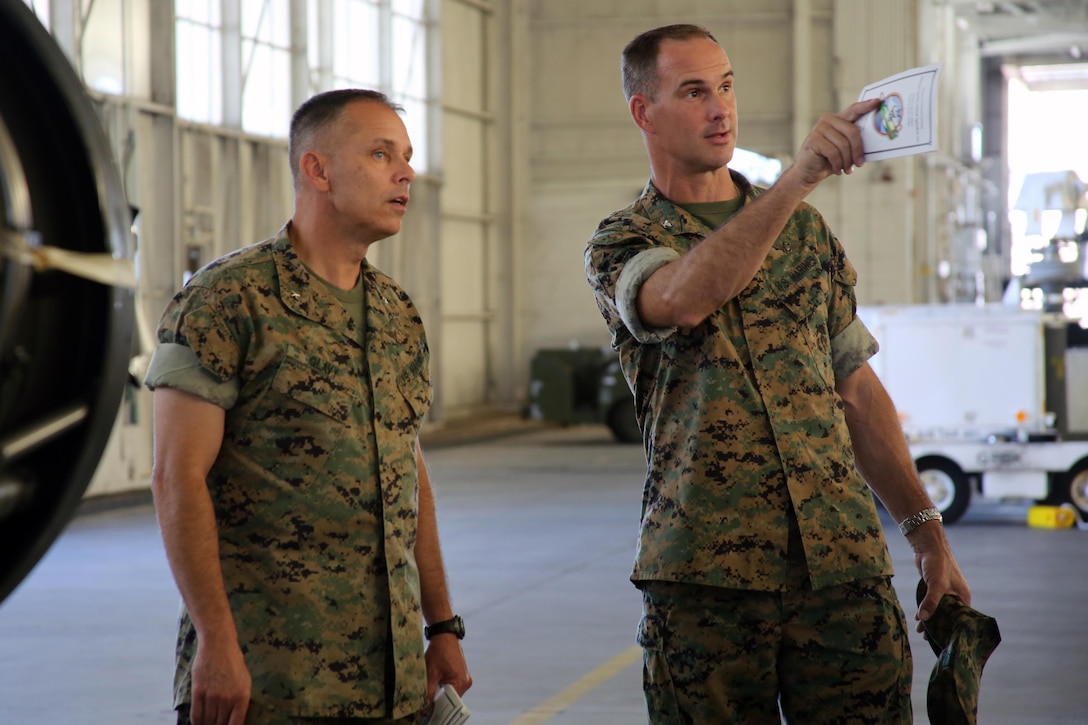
[527,346,640,443]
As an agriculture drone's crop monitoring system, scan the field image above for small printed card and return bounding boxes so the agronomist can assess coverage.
[855,64,942,162]
[422,686,470,725]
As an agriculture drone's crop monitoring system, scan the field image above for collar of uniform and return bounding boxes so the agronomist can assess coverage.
[639,169,755,235]
[360,262,402,334]
[271,230,357,333]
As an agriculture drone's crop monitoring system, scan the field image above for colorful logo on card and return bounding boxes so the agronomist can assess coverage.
[874,94,904,140]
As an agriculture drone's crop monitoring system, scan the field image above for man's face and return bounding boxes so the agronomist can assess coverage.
[320,100,416,243]
[639,37,738,173]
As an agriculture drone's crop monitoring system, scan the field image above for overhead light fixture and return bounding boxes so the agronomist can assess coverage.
[1017,62,1088,91]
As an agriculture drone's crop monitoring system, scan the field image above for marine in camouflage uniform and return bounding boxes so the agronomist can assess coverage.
[584,24,971,725]
[145,90,470,725]
[587,176,912,723]
[146,231,430,719]
[588,174,891,591]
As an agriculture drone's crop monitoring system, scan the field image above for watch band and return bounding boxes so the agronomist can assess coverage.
[424,615,465,640]
[898,507,943,536]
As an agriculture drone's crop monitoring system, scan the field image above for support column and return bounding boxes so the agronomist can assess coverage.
[289,0,309,110]
[222,0,241,128]
[792,0,812,151]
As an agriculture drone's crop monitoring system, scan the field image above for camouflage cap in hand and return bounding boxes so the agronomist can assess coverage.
[916,579,1001,725]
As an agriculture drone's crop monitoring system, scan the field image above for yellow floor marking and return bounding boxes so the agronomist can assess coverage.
[506,645,643,725]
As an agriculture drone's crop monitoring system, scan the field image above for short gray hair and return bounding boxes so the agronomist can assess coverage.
[288,89,404,181]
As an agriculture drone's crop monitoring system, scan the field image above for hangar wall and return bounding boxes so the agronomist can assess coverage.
[518,0,988,366]
[65,0,502,495]
[18,0,986,497]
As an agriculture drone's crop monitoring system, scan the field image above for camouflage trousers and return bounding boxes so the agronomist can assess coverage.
[177,702,420,725]
[638,571,913,725]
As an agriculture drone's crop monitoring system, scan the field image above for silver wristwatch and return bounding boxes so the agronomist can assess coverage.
[898,507,943,535]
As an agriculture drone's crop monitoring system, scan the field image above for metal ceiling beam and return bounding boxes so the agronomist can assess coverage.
[980,31,1088,56]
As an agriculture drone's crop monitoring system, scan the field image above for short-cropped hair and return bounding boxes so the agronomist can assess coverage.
[621,24,719,102]
[288,89,404,180]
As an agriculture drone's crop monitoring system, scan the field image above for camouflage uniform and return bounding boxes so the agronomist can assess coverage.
[585,172,912,722]
[145,228,431,719]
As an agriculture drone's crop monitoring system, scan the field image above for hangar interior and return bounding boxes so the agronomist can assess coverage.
[2,1,1088,723]
[4,0,1085,501]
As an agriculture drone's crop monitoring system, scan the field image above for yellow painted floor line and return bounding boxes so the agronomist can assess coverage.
[506,645,643,725]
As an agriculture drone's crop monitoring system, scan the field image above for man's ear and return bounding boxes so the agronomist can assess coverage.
[299,150,330,192]
[630,94,654,134]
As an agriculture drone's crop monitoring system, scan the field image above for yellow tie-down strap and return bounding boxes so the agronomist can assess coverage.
[1,228,136,289]
[2,227,159,376]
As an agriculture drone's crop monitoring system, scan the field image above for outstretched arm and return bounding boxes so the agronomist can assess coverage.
[637,97,882,329]
[151,387,250,725]
[836,363,971,626]
[415,442,472,700]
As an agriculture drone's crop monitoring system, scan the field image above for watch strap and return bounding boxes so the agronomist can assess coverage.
[424,615,465,640]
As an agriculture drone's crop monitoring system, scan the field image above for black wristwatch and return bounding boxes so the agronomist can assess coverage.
[424,615,465,640]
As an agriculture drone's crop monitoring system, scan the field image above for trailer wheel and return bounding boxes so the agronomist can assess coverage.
[606,401,641,444]
[1045,461,1088,518]
[915,457,971,524]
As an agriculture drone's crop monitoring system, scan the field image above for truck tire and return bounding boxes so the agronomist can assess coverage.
[1044,460,1088,518]
[914,457,971,524]
[606,401,641,444]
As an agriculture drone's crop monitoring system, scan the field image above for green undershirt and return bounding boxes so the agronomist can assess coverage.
[677,195,746,229]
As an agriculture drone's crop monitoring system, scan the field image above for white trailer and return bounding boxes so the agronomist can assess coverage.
[858,304,1088,523]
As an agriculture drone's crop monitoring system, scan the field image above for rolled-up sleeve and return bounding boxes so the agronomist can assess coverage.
[824,231,877,381]
[585,209,683,347]
[614,247,681,344]
[143,341,240,409]
[830,315,879,382]
[144,283,243,408]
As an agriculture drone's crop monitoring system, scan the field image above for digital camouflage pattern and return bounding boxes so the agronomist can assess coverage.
[149,230,432,718]
[177,701,420,725]
[916,579,1001,725]
[639,565,913,724]
[584,172,893,591]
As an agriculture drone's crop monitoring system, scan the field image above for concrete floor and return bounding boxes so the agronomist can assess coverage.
[1,424,1086,724]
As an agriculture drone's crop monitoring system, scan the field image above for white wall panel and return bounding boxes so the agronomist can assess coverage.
[433,0,496,420]
[442,0,487,110]
[832,0,920,305]
[531,0,799,22]
[528,6,806,180]
[439,322,489,412]
[441,112,487,212]
[437,214,489,414]
[440,220,488,313]
[521,179,640,359]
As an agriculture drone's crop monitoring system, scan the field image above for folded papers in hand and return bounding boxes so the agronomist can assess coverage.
[422,686,470,725]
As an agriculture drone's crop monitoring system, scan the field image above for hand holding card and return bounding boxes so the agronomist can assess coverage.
[855,64,942,162]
